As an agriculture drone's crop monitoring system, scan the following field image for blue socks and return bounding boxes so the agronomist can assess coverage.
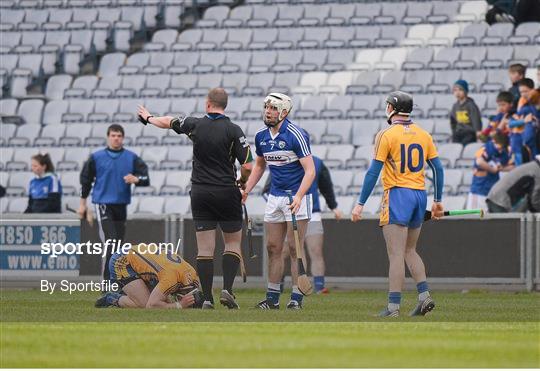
[417,281,430,301]
[291,285,303,303]
[266,283,281,305]
[387,291,401,311]
[314,276,325,292]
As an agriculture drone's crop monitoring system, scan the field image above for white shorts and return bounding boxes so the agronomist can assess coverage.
[264,194,312,223]
[466,193,487,210]
[306,212,324,237]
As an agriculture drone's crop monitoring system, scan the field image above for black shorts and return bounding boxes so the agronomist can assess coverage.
[190,184,243,233]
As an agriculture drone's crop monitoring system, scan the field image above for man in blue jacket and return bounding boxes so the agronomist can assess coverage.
[79,124,150,281]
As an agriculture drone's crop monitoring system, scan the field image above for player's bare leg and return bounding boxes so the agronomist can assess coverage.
[195,230,216,308]
[285,219,308,308]
[256,222,287,309]
[381,224,408,316]
[121,279,151,308]
[220,230,243,309]
[95,278,149,308]
[405,227,435,316]
[305,233,326,293]
[404,227,426,283]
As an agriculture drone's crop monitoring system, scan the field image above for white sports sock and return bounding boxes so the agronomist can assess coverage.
[268,282,281,292]
[292,285,302,295]
[388,303,400,311]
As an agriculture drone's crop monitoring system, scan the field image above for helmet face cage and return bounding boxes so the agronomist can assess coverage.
[262,93,292,125]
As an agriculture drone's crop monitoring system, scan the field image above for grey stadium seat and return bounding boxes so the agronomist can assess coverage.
[274,5,304,27]
[455,22,488,46]
[138,196,165,214]
[428,24,461,47]
[17,99,43,125]
[61,123,92,146]
[164,196,191,214]
[325,144,354,169]
[198,5,230,28]
[223,29,252,50]
[438,143,463,167]
[481,23,514,45]
[325,4,356,26]
[247,4,278,27]
[222,5,252,28]
[352,119,380,146]
[9,124,41,147]
[403,47,433,70]
[161,171,191,195]
[509,22,540,44]
[322,95,353,119]
[349,95,380,119]
[45,74,72,100]
[329,170,354,195]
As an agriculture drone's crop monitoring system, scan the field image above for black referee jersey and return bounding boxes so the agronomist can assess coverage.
[170,113,252,186]
[171,112,253,232]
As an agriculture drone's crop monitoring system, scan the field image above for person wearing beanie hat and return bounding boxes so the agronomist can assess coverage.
[450,79,483,145]
[454,79,469,94]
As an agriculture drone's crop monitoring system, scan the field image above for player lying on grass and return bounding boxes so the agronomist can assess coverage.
[95,243,203,309]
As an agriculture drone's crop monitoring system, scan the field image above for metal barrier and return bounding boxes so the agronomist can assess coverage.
[1,212,538,291]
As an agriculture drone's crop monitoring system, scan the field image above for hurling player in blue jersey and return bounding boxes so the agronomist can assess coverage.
[243,93,315,309]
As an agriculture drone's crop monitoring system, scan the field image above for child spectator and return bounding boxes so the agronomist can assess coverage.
[479,91,514,140]
[450,79,483,145]
[25,153,62,213]
[467,133,513,210]
[508,64,526,108]
[509,79,540,164]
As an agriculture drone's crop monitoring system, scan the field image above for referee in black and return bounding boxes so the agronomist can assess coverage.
[137,88,253,309]
[79,124,150,281]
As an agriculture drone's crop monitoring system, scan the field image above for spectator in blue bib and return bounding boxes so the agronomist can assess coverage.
[25,153,62,213]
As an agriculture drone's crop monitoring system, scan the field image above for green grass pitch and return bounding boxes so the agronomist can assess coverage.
[1,289,538,367]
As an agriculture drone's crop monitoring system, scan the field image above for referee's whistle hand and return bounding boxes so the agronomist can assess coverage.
[351,204,363,222]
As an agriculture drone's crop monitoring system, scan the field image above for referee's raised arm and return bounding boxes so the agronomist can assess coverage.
[137,105,174,128]
[135,88,253,310]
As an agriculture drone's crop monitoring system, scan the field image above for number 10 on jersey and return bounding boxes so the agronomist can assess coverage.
[400,143,424,173]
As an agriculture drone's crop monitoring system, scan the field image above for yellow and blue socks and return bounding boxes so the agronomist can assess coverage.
[267,282,281,305]
[388,291,401,312]
[314,276,325,292]
[417,281,430,301]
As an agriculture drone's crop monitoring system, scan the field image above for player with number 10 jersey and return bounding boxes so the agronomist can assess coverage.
[374,112,439,228]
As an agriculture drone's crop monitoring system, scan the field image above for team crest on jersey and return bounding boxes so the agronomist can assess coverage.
[278,141,286,149]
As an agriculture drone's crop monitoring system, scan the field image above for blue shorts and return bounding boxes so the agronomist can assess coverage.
[380,187,427,229]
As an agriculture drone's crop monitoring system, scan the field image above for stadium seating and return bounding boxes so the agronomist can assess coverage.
[1,0,539,214]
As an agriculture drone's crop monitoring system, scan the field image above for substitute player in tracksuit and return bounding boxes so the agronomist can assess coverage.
[79,124,150,281]
[262,156,343,294]
[351,91,445,317]
[243,93,316,310]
